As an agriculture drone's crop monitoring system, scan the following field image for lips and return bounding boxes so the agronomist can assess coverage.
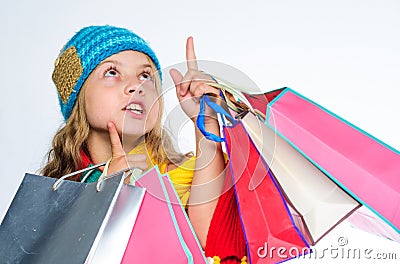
[123,101,146,118]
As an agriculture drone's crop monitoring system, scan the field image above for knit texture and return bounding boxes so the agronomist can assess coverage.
[52,25,162,120]
[205,166,247,263]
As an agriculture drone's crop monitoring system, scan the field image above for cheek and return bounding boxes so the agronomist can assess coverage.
[84,88,117,127]
[84,93,98,123]
[145,100,160,130]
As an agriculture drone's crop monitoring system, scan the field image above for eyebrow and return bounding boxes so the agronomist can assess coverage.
[99,59,121,67]
[99,60,152,69]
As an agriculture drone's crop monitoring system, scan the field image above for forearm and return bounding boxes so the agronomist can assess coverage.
[188,119,226,248]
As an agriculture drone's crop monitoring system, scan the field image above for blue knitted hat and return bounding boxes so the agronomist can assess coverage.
[52,25,162,120]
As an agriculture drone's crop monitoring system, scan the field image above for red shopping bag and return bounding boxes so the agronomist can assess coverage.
[224,121,310,263]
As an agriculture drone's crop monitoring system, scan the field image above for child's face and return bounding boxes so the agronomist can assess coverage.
[83,50,160,140]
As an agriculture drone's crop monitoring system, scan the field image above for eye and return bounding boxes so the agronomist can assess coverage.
[139,70,153,82]
[104,66,119,77]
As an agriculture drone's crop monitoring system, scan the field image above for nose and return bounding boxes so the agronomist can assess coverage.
[125,83,144,96]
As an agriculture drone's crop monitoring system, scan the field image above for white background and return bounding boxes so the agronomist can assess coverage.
[1,0,399,263]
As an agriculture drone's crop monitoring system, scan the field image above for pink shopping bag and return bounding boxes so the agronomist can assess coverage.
[263,88,400,235]
[160,174,207,262]
[122,167,207,263]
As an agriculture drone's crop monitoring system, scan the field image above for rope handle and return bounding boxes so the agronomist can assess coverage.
[53,158,143,192]
[52,161,107,191]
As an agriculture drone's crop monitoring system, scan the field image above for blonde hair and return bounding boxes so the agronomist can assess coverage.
[42,55,189,179]
[41,87,90,180]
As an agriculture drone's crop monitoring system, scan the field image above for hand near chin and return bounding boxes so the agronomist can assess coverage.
[107,122,148,184]
[169,37,220,124]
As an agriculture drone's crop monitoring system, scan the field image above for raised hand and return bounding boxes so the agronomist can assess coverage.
[169,37,226,248]
[169,37,219,123]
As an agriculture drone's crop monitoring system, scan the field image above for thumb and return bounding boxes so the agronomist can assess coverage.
[169,68,186,97]
[107,122,125,158]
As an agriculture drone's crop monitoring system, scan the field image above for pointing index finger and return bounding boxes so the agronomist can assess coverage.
[107,122,125,157]
[186,36,198,70]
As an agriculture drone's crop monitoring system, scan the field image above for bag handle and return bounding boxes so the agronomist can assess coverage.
[205,74,267,120]
[196,94,237,142]
[52,161,107,190]
[206,82,252,114]
[196,73,270,142]
[203,73,254,111]
[53,160,143,191]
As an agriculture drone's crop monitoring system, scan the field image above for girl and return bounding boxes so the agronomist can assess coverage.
[43,25,246,263]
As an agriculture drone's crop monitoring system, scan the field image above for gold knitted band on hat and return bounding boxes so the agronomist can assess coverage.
[52,46,83,104]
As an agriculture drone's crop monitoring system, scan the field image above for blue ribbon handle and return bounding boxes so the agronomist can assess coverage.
[196,95,237,142]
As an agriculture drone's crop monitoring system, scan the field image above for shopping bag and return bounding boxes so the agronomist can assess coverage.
[0,170,144,264]
[223,119,310,263]
[263,88,400,235]
[205,78,400,241]
[197,92,359,250]
[160,174,207,262]
[122,166,207,264]
[240,111,361,245]
[90,179,145,263]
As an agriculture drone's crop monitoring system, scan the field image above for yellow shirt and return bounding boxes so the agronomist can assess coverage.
[128,143,195,208]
